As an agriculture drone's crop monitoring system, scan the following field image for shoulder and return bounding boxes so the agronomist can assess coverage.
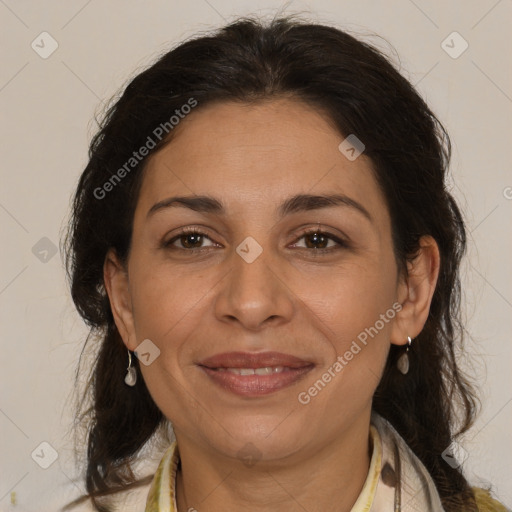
[53,479,153,512]
[60,425,173,511]
[32,479,153,512]
[473,487,510,512]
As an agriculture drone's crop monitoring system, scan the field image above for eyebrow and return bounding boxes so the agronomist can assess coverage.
[147,193,372,222]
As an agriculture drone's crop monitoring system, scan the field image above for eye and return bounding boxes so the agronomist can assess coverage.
[163,228,217,250]
[292,229,347,252]
[162,227,348,253]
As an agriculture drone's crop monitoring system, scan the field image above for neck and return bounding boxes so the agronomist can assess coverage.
[175,413,372,512]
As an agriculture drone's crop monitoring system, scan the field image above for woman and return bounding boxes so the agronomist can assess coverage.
[63,15,508,512]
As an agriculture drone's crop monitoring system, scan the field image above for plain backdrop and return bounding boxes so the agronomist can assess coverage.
[0,1,511,510]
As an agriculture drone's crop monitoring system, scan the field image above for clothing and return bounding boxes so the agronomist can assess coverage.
[143,413,508,511]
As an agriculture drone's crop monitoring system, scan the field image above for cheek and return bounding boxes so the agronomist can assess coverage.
[305,259,397,338]
[128,245,398,353]
[129,258,213,340]
[303,259,397,393]
[127,262,215,423]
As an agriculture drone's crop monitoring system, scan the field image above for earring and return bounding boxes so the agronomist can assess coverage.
[124,350,137,386]
[397,336,412,375]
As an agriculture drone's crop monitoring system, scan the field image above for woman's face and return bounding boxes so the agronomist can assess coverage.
[108,98,410,462]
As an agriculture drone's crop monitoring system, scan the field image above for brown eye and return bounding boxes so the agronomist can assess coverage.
[164,229,216,250]
[179,233,204,249]
[304,232,330,249]
[293,230,346,252]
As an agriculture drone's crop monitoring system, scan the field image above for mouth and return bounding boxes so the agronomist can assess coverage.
[197,351,315,397]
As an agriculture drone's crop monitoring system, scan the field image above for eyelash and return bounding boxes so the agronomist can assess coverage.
[162,227,348,254]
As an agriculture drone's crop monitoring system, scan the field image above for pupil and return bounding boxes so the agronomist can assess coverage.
[183,234,202,248]
[307,232,326,249]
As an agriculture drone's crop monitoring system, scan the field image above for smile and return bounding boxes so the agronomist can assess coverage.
[215,366,287,375]
[199,363,314,397]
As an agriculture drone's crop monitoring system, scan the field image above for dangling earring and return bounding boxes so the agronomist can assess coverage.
[397,336,412,375]
[124,350,137,386]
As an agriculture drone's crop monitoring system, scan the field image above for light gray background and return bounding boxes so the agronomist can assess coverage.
[1,1,511,510]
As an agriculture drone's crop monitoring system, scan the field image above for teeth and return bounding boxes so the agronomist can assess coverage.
[255,367,272,375]
[223,366,286,375]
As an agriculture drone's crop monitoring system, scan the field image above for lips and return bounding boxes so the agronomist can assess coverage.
[197,351,315,397]
[198,351,313,369]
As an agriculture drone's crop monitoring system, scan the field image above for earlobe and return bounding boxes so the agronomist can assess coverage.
[390,236,440,346]
[103,249,137,350]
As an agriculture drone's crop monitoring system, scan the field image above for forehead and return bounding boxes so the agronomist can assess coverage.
[136,98,387,221]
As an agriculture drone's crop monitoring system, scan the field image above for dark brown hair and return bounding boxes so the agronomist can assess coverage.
[63,15,478,511]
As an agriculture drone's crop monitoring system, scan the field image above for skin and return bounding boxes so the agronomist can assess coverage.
[104,97,440,512]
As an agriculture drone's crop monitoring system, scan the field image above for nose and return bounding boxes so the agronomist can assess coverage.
[214,245,295,331]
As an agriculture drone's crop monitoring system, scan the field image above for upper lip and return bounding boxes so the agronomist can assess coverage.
[198,351,314,369]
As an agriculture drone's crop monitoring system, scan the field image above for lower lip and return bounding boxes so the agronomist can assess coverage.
[199,366,314,397]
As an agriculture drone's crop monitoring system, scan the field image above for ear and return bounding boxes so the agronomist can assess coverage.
[390,235,440,346]
[103,248,138,351]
